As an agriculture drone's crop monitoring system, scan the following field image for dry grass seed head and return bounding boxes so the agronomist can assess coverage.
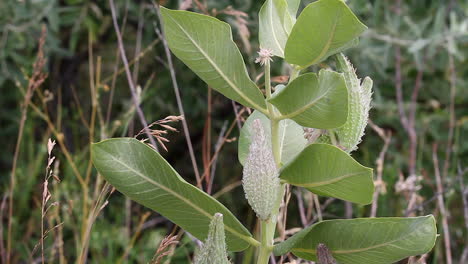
[151,235,179,264]
[137,115,184,151]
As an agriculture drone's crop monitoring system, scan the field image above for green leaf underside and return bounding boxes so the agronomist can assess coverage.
[259,0,295,57]
[274,216,437,264]
[161,7,267,113]
[238,111,307,166]
[280,144,374,204]
[91,138,254,252]
[286,0,300,18]
[269,70,348,129]
[284,0,367,68]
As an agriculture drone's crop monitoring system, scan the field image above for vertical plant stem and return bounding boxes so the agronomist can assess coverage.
[257,220,274,264]
[313,195,323,221]
[443,51,456,179]
[256,58,285,264]
[109,0,158,151]
[432,144,453,264]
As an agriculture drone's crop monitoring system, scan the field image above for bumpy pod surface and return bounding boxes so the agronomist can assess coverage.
[317,243,337,264]
[334,53,373,152]
[194,213,230,264]
[242,119,280,221]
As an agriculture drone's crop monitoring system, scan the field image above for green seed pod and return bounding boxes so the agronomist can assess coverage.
[334,53,373,152]
[242,119,280,220]
[194,213,230,264]
[317,243,337,264]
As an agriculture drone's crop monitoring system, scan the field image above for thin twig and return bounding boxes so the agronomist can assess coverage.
[442,47,457,180]
[203,87,212,190]
[109,0,158,150]
[198,108,245,184]
[151,2,201,186]
[132,3,145,84]
[369,120,392,217]
[106,1,130,126]
[118,212,151,263]
[232,101,243,130]
[207,120,228,194]
[7,26,48,264]
[458,165,468,264]
[313,195,322,222]
[432,144,452,264]
[0,194,8,264]
[212,181,242,199]
[294,189,308,227]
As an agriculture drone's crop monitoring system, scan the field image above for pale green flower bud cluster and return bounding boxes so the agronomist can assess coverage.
[194,213,230,264]
[242,119,280,221]
[334,53,373,152]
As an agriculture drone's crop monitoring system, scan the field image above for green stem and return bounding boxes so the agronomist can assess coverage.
[257,221,273,264]
[256,58,286,264]
[329,130,338,146]
[290,66,301,82]
[271,119,281,166]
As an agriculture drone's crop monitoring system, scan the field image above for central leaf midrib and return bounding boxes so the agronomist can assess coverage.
[292,223,423,255]
[278,83,330,119]
[302,6,343,67]
[167,15,267,113]
[108,152,252,244]
[286,171,365,188]
[268,0,284,55]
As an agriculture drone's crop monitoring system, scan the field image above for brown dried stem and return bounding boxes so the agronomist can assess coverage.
[432,144,452,264]
[109,0,158,150]
[152,2,202,186]
[7,26,48,264]
[369,120,392,217]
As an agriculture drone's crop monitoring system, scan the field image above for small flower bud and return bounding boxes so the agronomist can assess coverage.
[194,213,230,264]
[255,48,274,66]
[334,53,373,152]
[242,119,280,220]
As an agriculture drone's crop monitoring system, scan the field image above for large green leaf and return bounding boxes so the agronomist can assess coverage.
[284,0,367,68]
[268,70,348,129]
[91,138,255,252]
[238,111,307,167]
[259,0,296,57]
[273,216,437,264]
[160,7,267,113]
[286,0,300,18]
[280,143,374,204]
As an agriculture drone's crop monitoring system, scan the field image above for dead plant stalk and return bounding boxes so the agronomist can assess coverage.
[7,26,47,264]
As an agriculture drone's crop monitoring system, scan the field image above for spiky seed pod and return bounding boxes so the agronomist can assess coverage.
[193,213,230,264]
[242,119,280,221]
[333,53,373,153]
[317,243,337,264]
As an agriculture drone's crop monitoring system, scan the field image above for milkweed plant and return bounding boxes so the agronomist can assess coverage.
[91,0,437,263]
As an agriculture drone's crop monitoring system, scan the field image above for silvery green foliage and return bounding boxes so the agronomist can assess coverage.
[334,53,373,152]
[242,119,280,220]
[194,213,230,264]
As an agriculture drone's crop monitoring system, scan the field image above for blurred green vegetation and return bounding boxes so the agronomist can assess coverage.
[1,0,467,263]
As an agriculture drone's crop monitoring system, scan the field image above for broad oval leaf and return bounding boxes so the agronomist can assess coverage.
[268,70,348,129]
[238,111,307,167]
[91,138,255,251]
[273,216,437,264]
[259,0,296,57]
[280,143,374,204]
[161,7,267,113]
[284,0,367,68]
